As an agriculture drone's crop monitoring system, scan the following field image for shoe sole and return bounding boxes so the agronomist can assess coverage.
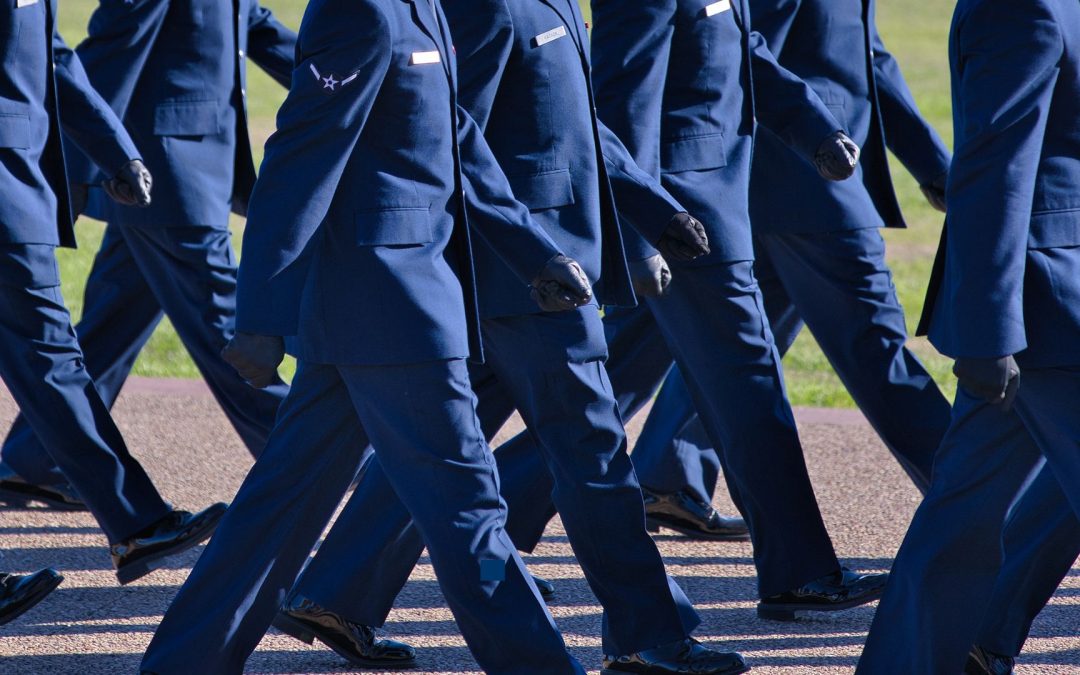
[115,513,225,585]
[756,586,886,622]
[272,613,418,670]
[0,573,64,626]
[0,485,88,512]
[601,665,750,675]
[646,517,751,542]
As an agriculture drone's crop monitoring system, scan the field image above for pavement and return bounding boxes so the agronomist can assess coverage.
[0,377,1076,674]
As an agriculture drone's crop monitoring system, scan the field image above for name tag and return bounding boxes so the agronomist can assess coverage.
[533,26,567,48]
[410,50,441,66]
[704,0,731,16]
[16,0,39,7]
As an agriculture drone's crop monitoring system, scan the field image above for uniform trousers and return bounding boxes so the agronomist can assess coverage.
[485,261,842,597]
[289,306,700,657]
[0,244,169,542]
[2,223,287,485]
[632,227,950,504]
[975,464,1080,656]
[857,367,1080,674]
[141,357,585,675]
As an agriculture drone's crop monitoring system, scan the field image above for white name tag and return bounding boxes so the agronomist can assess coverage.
[533,26,567,47]
[16,0,40,8]
[704,0,731,16]
[410,50,441,65]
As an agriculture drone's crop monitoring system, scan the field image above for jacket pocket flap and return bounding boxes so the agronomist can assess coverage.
[662,133,726,173]
[355,207,433,246]
[153,100,221,136]
[1029,209,1080,249]
[0,105,30,149]
[507,168,575,211]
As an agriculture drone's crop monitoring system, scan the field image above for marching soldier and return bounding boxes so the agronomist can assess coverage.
[140,0,607,671]
[268,1,746,673]
[486,0,889,621]
[600,0,959,537]
[0,0,298,502]
[858,0,1080,670]
[0,1,225,583]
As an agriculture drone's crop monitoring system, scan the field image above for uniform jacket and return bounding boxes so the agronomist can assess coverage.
[0,0,139,248]
[69,0,296,226]
[919,0,1080,369]
[445,0,687,317]
[748,0,952,233]
[590,0,842,263]
[235,0,563,365]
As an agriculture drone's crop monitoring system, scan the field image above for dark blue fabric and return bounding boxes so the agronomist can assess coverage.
[293,308,700,656]
[641,261,840,596]
[632,228,952,500]
[590,0,841,262]
[0,0,172,543]
[69,0,296,225]
[1,224,288,483]
[234,0,560,364]
[444,0,687,318]
[747,0,951,234]
[286,5,703,649]
[922,0,1080,367]
[142,1,595,669]
[0,244,170,543]
[0,0,138,247]
[858,369,1080,673]
[861,2,1080,669]
[976,463,1080,657]
[142,358,586,674]
[610,0,954,505]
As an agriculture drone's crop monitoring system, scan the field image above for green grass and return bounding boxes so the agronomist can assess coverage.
[55,0,958,404]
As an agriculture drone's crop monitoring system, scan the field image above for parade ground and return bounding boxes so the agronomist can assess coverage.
[0,378,1076,674]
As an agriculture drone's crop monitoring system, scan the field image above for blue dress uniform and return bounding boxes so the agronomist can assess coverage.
[627,0,958,504]
[0,0,175,543]
[140,0,593,671]
[579,0,866,601]
[0,0,297,487]
[282,0,707,659]
[858,0,1080,670]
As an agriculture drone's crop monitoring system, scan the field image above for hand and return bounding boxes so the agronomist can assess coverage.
[530,254,593,312]
[813,131,860,181]
[953,355,1020,411]
[222,332,285,389]
[920,171,948,213]
[656,212,710,262]
[102,159,152,207]
[630,254,671,298]
[68,183,89,219]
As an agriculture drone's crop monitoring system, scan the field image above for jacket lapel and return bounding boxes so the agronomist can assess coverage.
[408,0,452,82]
[537,0,585,55]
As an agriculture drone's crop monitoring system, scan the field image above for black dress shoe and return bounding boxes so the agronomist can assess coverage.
[603,637,750,675]
[966,645,1015,675]
[0,568,63,625]
[273,595,417,669]
[643,488,749,541]
[0,463,87,511]
[533,574,556,601]
[111,503,227,585]
[757,567,888,621]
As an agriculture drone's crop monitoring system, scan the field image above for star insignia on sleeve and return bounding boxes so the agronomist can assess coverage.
[309,63,358,93]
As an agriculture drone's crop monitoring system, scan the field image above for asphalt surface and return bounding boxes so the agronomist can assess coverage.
[0,377,1076,674]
